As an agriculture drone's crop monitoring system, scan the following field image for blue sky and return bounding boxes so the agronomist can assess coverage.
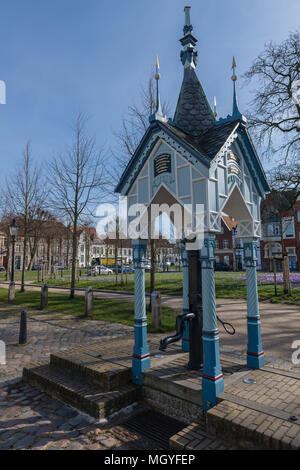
[0,0,299,180]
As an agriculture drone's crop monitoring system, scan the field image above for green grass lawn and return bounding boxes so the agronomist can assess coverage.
[34,271,300,304]
[2,270,300,305]
[0,287,177,333]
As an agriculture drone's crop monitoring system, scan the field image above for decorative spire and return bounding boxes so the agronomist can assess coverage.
[180,6,198,69]
[174,6,215,138]
[213,96,218,118]
[149,56,167,123]
[231,56,243,120]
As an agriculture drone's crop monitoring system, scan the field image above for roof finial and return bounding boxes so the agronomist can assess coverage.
[231,56,242,119]
[180,6,198,69]
[213,96,218,118]
[149,56,167,123]
[231,56,237,81]
[183,6,192,34]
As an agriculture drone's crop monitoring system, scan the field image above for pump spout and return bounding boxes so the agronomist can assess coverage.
[159,312,194,351]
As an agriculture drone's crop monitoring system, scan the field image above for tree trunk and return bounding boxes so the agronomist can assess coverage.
[273,258,277,296]
[149,239,156,311]
[283,255,292,295]
[70,220,78,299]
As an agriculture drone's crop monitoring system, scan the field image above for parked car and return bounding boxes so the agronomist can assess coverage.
[215,262,231,271]
[31,265,40,271]
[117,266,135,273]
[0,266,5,271]
[96,266,113,275]
[87,266,97,276]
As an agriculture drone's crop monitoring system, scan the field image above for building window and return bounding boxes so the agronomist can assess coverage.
[264,242,282,259]
[16,244,20,253]
[297,210,300,223]
[215,240,219,249]
[223,240,229,249]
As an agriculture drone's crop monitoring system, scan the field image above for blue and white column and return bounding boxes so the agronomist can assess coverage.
[180,240,189,352]
[200,234,224,411]
[132,239,150,385]
[244,238,264,369]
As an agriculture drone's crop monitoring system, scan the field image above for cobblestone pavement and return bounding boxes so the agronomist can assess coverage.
[3,282,300,371]
[0,304,231,450]
[0,304,132,381]
[0,381,161,450]
[1,300,299,450]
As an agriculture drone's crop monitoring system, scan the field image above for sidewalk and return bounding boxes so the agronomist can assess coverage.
[1,281,300,372]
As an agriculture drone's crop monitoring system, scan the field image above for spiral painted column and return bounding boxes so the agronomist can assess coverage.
[200,234,224,411]
[244,238,264,369]
[180,240,190,352]
[132,239,150,385]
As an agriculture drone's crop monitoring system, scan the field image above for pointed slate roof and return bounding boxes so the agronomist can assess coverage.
[199,120,240,159]
[174,67,215,141]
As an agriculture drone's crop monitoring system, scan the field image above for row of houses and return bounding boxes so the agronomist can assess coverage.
[0,225,179,272]
[1,193,299,272]
[214,194,300,271]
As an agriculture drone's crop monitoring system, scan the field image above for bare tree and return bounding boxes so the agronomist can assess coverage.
[48,113,106,299]
[244,30,300,163]
[268,162,300,195]
[3,143,46,291]
[111,76,170,181]
[27,209,54,270]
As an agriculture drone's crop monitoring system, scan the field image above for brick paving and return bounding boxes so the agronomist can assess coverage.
[1,299,300,450]
[0,381,160,450]
[0,304,132,381]
[3,282,300,372]
[0,304,230,450]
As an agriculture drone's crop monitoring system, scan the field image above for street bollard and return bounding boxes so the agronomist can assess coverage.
[19,310,27,345]
[151,291,162,328]
[40,284,48,310]
[85,286,93,317]
[8,281,15,303]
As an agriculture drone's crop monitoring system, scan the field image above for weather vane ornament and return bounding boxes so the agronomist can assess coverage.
[180,6,198,69]
[149,55,167,123]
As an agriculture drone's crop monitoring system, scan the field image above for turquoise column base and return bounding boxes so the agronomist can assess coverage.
[247,316,264,369]
[202,330,224,411]
[132,319,150,385]
[244,243,264,371]
[181,319,190,352]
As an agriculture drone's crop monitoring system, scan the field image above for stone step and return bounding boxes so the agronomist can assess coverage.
[23,364,141,420]
[169,422,236,450]
[206,400,300,450]
[143,369,203,408]
[50,350,131,391]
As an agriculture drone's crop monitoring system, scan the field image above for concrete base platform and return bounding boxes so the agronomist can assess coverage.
[22,335,300,449]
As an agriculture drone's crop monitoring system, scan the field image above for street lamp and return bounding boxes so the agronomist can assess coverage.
[9,219,18,283]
